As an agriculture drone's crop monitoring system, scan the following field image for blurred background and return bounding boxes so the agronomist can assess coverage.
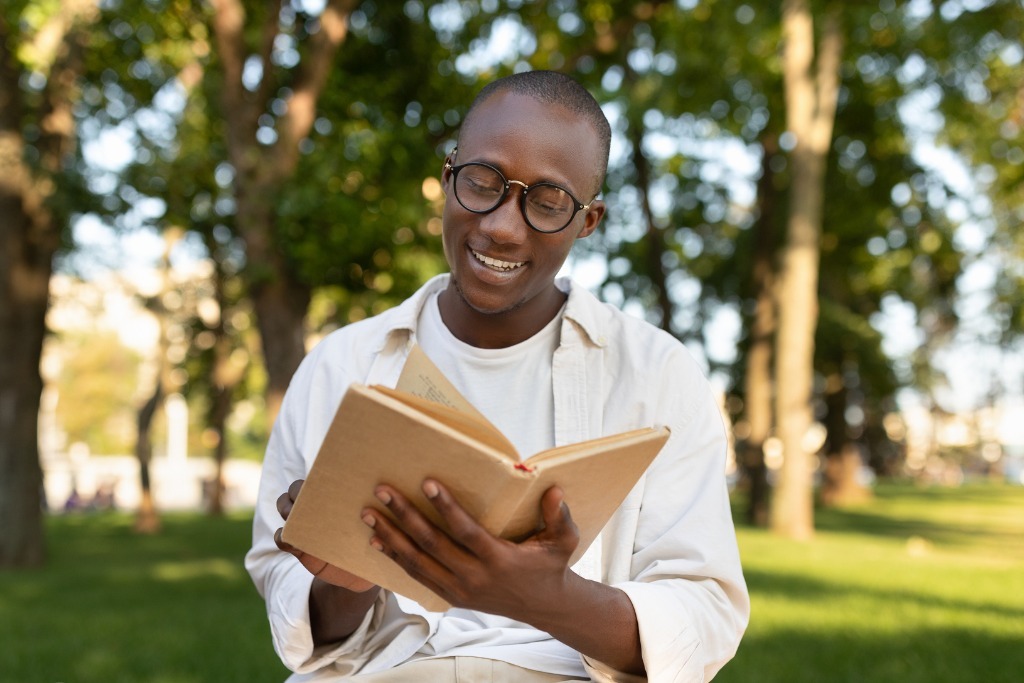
[2,1,1022,681]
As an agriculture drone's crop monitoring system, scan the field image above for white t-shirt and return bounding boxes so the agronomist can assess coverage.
[415,290,562,459]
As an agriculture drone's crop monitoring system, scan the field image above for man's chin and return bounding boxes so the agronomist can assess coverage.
[449,276,522,317]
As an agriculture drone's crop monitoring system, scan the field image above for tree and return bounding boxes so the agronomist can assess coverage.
[770,0,843,539]
[206,0,357,424]
[0,0,99,567]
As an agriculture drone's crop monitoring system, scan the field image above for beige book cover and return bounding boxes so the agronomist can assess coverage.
[282,345,670,611]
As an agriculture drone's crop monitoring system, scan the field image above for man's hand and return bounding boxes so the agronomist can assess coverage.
[275,479,377,593]
[360,479,581,622]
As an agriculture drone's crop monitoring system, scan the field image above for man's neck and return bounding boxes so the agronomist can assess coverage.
[437,283,567,349]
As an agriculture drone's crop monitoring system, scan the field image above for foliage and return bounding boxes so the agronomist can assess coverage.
[50,330,142,455]
[28,1,1024,530]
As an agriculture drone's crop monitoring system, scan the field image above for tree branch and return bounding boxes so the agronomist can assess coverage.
[270,0,357,178]
[210,0,255,167]
[811,5,844,152]
[254,0,285,111]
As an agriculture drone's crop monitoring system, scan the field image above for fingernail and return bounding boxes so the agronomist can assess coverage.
[369,538,384,552]
[375,489,392,505]
[361,513,376,528]
[423,480,439,499]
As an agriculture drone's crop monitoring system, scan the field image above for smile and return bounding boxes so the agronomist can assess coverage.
[472,250,525,272]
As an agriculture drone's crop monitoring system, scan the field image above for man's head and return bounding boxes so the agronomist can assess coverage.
[461,70,612,198]
[438,71,610,348]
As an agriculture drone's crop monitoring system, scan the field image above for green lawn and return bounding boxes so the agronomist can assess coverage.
[718,483,1024,683]
[1,483,1021,682]
[0,512,289,683]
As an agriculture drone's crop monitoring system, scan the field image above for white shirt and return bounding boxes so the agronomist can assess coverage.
[417,289,561,459]
[245,275,750,683]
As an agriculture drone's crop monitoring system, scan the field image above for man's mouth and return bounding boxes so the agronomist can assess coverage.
[472,250,525,272]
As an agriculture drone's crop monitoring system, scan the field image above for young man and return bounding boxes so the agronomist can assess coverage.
[246,71,749,682]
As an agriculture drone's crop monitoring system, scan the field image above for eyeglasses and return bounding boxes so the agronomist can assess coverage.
[444,152,595,234]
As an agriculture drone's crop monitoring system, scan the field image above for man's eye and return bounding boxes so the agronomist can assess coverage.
[540,205,568,217]
[464,175,502,194]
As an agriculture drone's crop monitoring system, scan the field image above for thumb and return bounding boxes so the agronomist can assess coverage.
[538,486,579,548]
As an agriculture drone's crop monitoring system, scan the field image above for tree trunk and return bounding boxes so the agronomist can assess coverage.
[134,383,163,534]
[210,0,354,426]
[819,373,870,505]
[740,135,781,527]
[0,3,96,567]
[627,117,674,333]
[204,242,244,516]
[770,0,843,540]
[0,184,51,568]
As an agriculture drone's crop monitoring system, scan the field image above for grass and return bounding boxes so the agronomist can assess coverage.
[1,484,1021,682]
[718,483,1024,683]
[0,512,289,683]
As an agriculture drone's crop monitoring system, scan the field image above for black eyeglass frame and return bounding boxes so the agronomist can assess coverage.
[443,152,596,234]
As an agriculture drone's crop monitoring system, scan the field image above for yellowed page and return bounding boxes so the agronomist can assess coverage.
[373,386,518,459]
[397,344,487,418]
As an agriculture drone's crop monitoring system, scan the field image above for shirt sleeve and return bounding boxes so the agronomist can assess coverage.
[243,347,435,676]
[597,348,750,683]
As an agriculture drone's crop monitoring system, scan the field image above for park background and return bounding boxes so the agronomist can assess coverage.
[2,0,1023,681]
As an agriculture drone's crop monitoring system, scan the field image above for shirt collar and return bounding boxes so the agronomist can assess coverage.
[374,273,610,352]
[558,276,610,348]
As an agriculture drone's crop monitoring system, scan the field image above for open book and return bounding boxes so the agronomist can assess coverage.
[282,345,670,611]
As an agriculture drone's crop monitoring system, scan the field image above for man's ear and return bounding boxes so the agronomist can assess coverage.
[441,157,453,195]
[576,200,606,239]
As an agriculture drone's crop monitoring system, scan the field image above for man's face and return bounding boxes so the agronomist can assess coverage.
[440,91,606,330]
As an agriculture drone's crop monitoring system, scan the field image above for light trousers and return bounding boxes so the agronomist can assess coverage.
[346,656,591,682]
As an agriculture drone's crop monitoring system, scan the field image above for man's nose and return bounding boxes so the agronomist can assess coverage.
[477,184,530,244]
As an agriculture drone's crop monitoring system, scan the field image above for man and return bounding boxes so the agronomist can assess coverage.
[246,70,749,682]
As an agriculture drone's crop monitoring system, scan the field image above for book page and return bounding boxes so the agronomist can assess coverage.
[373,385,518,459]
[397,344,488,419]
[393,344,517,458]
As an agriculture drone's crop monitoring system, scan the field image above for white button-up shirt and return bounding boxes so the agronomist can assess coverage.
[245,275,749,682]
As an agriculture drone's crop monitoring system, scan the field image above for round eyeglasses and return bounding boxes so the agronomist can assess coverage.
[445,158,595,234]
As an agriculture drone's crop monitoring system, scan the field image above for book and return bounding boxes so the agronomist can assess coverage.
[282,345,671,611]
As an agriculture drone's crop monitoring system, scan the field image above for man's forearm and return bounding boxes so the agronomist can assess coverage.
[525,572,644,675]
[309,580,381,646]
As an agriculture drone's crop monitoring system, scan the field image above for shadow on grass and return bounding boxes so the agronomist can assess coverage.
[812,506,1011,548]
[743,567,1024,622]
[1,512,290,683]
[719,567,1024,683]
[718,624,1023,683]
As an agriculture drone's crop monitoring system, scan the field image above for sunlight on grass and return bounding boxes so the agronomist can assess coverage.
[719,483,1024,683]
[3,484,1021,682]
[151,558,245,582]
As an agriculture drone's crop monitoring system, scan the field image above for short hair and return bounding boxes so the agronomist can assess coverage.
[461,70,611,195]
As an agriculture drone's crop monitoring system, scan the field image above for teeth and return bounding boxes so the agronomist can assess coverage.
[472,250,525,271]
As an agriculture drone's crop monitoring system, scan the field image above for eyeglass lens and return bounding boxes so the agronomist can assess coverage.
[454,163,579,233]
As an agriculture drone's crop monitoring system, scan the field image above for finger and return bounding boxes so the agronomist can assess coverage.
[275,527,338,577]
[422,479,496,558]
[274,527,294,552]
[276,492,293,521]
[362,503,457,589]
[371,486,469,561]
[278,480,304,520]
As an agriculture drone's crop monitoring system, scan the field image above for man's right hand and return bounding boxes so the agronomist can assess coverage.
[274,479,377,593]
